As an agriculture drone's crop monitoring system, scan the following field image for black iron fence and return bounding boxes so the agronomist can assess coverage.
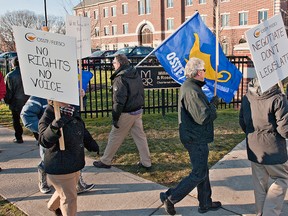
[0,56,252,118]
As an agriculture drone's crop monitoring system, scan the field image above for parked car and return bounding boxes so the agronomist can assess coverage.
[0,51,17,64]
[109,46,154,58]
[83,50,117,68]
[0,52,17,69]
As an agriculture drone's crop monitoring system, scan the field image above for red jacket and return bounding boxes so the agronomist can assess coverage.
[0,73,6,100]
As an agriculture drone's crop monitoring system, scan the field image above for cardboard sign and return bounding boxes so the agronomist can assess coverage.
[66,15,91,59]
[245,14,288,92]
[13,26,79,105]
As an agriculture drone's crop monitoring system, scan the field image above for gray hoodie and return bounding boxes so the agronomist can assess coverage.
[239,78,288,164]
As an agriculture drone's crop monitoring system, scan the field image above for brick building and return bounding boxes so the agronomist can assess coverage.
[74,0,288,55]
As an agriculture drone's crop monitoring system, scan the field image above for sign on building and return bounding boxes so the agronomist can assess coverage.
[66,15,91,59]
[13,26,79,105]
[137,66,180,89]
[245,14,288,92]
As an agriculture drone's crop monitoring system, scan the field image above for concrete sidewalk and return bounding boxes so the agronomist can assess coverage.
[0,125,287,216]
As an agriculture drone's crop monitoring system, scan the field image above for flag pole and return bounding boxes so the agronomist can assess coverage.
[214,0,219,96]
[136,11,200,68]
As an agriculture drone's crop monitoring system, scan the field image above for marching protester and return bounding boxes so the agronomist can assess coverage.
[4,56,29,143]
[160,57,221,215]
[239,78,288,216]
[21,71,95,194]
[0,72,6,172]
[38,100,99,216]
[93,54,151,170]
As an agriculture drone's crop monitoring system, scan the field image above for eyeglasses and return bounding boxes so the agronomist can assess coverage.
[198,69,206,72]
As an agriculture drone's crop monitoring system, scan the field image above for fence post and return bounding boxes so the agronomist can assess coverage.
[161,89,165,117]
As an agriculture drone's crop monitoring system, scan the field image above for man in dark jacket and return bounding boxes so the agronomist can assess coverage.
[4,56,29,143]
[239,78,288,216]
[93,54,151,169]
[160,57,221,215]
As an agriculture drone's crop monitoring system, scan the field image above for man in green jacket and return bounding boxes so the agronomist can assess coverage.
[160,57,221,215]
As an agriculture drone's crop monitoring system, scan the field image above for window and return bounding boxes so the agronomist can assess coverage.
[112,25,117,35]
[123,23,129,34]
[199,0,206,4]
[122,3,128,14]
[239,12,248,26]
[111,6,116,17]
[113,44,118,50]
[94,9,99,20]
[258,10,268,23]
[103,7,108,18]
[104,26,109,36]
[167,0,174,8]
[186,0,192,6]
[105,45,110,50]
[95,27,100,37]
[221,13,230,27]
[146,0,151,14]
[84,11,90,17]
[167,18,174,30]
[138,0,145,15]
[200,14,207,24]
[221,40,228,55]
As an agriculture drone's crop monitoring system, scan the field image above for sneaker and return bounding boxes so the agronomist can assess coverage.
[160,192,176,215]
[39,182,52,194]
[93,160,111,169]
[13,138,23,143]
[77,182,94,194]
[137,162,152,171]
[77,174,94,194]
[198,201,222,213]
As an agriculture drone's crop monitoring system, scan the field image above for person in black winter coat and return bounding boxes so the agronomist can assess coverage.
[4,56,29,143]
[160,57,221,215]
[38,101,99,216]
[239,78,288,216]
[93,54,151,169]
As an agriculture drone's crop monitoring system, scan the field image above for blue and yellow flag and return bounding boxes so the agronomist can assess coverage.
[154,12,242,103]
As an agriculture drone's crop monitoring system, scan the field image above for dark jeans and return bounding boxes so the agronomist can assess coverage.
[167,142,212,207]
[11,110,23,140]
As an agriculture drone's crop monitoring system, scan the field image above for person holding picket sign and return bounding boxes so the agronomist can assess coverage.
[38,99,99,216]
[160,57,221,215]
[240,78,288,216]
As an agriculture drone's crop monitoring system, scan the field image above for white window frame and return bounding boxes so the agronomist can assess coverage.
[239,11,248,26]
[146,0,151,14]
[138,0,145,15]
[199,0,206,4]
[103,7,108,18]
[94,9,99,20]
[112,25,117,35]
[221,13,230,27]
[186,0,193,6]
[95,27,100,37]
[167,0,174,8]
[123,23,129,34]
[200,14,207,25]
[111,6,116,17]
[104,26,109,36]
[122,3,128,15]
[167,18,174,30]
[258,9,268,23]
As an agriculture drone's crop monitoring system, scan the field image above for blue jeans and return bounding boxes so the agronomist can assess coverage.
[167,142,212,207]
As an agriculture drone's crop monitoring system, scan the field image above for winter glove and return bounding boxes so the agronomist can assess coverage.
[60,105,75,116]
[51,115,73,130]
[210,95,219,107]
[112,119,119,129]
